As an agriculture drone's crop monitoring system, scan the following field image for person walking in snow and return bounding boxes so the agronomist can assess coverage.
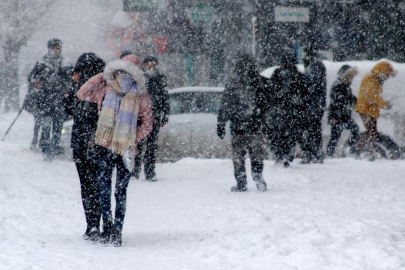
[27,38,73,160]
[77,55,153,247]
[301,45,327,164]
[266,52,307,167]
[217,53,268,192]
[131,56,169,181]
[326,65,360,157]
[354,61,396,161]
[63,53,105,241]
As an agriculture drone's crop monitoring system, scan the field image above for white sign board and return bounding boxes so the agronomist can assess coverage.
[275,6,310,23]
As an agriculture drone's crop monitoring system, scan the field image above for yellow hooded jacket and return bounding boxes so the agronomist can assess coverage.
[355,61,393,118]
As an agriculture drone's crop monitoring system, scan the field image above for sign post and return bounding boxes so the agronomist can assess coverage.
[123,0,158,12]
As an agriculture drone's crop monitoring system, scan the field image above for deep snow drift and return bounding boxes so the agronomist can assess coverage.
[2,107,405,269]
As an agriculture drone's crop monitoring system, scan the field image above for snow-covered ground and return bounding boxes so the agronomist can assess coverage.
[2,108,405,269]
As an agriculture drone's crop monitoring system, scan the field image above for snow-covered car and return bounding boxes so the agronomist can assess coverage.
[157,87,232,162]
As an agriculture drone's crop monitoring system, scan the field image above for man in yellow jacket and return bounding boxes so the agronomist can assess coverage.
[355,61,397,160]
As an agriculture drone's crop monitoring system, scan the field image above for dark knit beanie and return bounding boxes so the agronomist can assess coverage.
[47,38,62,48]
[143,56,158,65]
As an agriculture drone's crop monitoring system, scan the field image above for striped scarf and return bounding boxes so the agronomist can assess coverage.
[95,75,140,155]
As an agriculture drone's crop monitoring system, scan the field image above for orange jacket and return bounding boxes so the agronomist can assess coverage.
[355,61,393,118]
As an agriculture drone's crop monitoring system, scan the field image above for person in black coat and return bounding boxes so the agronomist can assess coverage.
[217,53,269,192]
[64,53,105,240]
[301,45,327,163]
[131,56,169,181]
[326,65,359,157]
[28,39,73,160]
[267,52,308,167]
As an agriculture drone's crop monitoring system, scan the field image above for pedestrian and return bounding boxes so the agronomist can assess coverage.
[301,45,327,163]
[131,56,169,181]
[354,61,396,161]
[326,65,360,157]
[77,54,153,246]
[267,52,307,167]
[217,53,268,192]
[27,38,73,160]
[63,53,105,241]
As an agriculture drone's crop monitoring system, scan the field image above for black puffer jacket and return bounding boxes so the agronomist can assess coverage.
[217,56,270,136]
[328,80,357,124]
[64,53,105,149]
[266,65,307,132]
[144,71,170,124]
[27,53,73,118]
[304,59,327,120]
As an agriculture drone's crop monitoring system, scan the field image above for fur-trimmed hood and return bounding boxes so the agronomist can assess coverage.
[102,59,147,95]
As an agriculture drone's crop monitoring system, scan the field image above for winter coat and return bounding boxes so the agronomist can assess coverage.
[77,56,153,147]
[217,72,270,136]
[144,71,170,123]
[266,65,307,132]
[355,61,392,118]
[304,59,327,120]
[64,53,105,149]
[26,53,73,118]
[328,78,357,124]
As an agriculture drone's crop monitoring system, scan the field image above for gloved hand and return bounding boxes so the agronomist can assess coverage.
[386,102,393,110]
[217,124,225,139]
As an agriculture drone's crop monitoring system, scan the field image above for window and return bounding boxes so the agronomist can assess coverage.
[170,92,222,114]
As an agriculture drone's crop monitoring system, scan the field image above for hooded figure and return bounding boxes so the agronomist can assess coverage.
[326,65,359,157]
[267,52,307,167]
[77,54,153,246]
[301,45,327,163]
[217,53,269,192]
[354,61,396,160]
[63,53,105,241]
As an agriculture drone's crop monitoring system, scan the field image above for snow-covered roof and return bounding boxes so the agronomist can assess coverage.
[169,86,224,94]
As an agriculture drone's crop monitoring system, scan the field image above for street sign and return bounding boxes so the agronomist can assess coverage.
[274,6,310,23]
[191,5,213,27]
[123,0,158,12]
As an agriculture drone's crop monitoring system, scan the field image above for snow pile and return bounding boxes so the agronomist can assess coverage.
[2,108,405,269]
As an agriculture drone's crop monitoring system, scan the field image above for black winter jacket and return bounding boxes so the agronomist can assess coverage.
[217,73,270,136]
[26,53,73,118]
[328,80,357,124]
[267,65,308,131]
[304,59,327,120]
[64,53,105,149]
[144,71,170,124]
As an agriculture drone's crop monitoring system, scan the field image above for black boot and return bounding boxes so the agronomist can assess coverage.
[99,221,113,244]
[111,228,122,247]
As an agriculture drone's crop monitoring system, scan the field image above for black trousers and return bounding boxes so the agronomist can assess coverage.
[232,134,266,186]
[73,146,101,229]
[41,116,63,153]
[270,122,298,162]
[300,118,323,160]
[327,119,359,156]
[133,117,161,179]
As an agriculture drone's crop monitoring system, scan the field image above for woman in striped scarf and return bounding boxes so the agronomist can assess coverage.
[77,55,153,246]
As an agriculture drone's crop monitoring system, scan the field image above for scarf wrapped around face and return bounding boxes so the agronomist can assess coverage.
[95,75,140,155]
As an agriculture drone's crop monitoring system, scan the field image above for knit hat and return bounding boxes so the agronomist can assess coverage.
[337,65,351,78]
[120,50,133,59]
[143,56,158,65]
[47,38,62,48]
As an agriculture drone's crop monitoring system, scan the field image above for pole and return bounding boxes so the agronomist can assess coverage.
[252,16,257,56]
[1,106,24,141]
